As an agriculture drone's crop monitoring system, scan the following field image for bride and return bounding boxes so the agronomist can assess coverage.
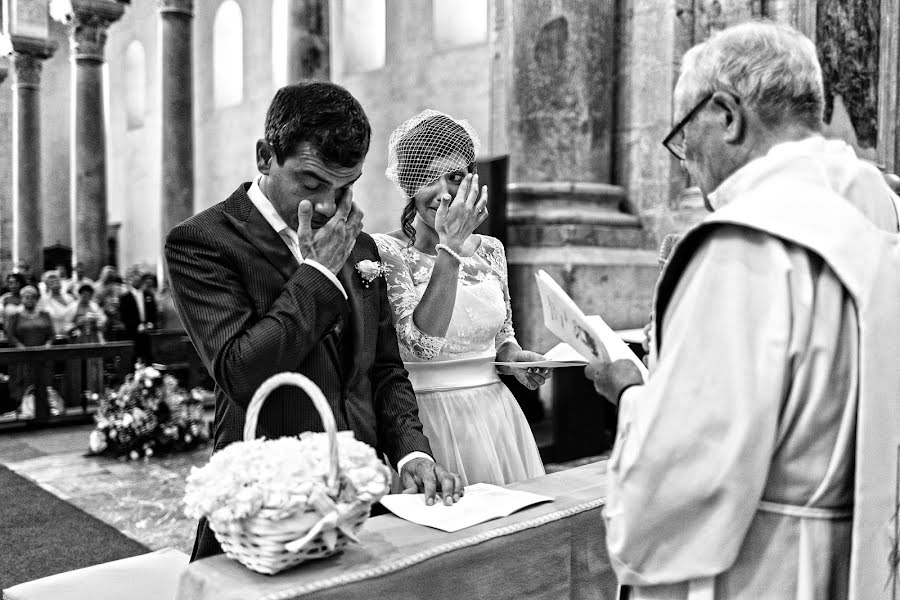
[373,110,549,486]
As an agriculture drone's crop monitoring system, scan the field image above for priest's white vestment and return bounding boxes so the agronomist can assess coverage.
[605,137,900,600]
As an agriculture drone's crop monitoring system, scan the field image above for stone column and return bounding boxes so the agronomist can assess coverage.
[490,0,659,353]
[158,0,194,244]
[66,0,125,279]
[0,60,12,274]
[10,37,56,275]
[287,0,330,82]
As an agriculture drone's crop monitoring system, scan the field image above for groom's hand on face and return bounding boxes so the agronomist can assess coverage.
[296,189,365,274]
[400,458,464,506]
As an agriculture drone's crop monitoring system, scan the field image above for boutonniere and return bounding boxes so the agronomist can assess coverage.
[354,260,389,288]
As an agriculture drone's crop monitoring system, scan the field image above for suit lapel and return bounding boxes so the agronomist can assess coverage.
[337,258,364,388]
[224,189,298,282]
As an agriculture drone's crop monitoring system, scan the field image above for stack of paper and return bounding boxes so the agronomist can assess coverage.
[379,483,554,533]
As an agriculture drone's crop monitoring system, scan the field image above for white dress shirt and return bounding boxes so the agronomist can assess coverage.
[248,177,430,474]
[131,287,146,323]
[247,177,346,299]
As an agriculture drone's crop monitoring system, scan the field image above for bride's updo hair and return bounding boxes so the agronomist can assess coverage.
[385,110,480,246]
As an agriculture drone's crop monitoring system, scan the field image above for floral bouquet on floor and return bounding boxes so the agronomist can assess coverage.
[183,372,392,575]
[87,363,210,460]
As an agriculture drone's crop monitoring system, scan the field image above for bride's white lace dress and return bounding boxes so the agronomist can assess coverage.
[373,233,545,486]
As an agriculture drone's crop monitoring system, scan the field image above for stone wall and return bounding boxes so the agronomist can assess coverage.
[331,0,491,235]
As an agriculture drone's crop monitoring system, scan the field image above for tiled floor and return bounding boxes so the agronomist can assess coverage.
[0,420,606,557]
[0,424,209,555]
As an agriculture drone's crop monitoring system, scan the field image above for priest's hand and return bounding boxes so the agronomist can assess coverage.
[584,359,644,407]
[400,458,464,506]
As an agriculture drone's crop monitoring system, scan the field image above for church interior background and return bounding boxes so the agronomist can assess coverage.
[0,0,896,589]
[0,0,894,351]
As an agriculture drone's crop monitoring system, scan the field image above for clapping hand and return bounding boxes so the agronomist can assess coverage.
[434,173,488,253]
[400,458,464,506]
[296,189,364,274]
[496,348,551,390]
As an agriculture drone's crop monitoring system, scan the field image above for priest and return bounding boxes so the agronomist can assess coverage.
[586,21,900,599]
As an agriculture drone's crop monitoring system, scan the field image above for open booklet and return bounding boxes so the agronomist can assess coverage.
[379,483,554,533]
[535,269,648,380]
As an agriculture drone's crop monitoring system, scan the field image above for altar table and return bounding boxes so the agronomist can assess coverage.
[176,460,617,600]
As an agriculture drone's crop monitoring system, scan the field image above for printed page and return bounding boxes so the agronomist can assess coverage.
[380,483,554,533]
[535,270,647,379]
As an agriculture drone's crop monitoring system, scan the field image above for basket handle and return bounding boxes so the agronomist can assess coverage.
[243,372,339,490]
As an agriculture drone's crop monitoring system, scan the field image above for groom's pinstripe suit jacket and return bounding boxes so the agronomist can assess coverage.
[165,183,432,559]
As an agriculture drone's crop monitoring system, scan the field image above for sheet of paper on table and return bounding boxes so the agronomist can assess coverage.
[535,270,648,380]
[379,483,554,533]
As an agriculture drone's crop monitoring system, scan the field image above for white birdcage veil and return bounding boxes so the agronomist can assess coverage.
[385,109,481,199]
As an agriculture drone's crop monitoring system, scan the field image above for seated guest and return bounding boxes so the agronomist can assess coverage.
[37,270,74,340]
[64,284,107,344]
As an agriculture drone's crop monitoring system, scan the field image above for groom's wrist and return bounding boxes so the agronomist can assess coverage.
[397,451,433,474]
[302,259,348,300]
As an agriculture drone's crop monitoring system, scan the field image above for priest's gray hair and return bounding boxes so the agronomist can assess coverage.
[676,21,824,130]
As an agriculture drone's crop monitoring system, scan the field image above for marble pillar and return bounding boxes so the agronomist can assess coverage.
[0,60,11,273]
[66,0,125,279]
[158,0,194,243]
[287,0,330,82]
[10,37,55,274]
[490,0,658,352]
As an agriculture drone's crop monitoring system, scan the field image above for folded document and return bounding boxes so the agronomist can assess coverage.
[535,269,648,380]
[380,483,554,533]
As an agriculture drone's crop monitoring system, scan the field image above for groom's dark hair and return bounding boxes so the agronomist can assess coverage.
[264,80,371,168]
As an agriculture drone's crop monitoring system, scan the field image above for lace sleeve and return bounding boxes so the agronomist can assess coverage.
[373,235,446,360]
[481,236,518,350]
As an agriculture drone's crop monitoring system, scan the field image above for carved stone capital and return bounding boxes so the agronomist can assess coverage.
[11,53,43,90]
[9,36,56,90]
[67,0,126,63]
[158,0,193,17]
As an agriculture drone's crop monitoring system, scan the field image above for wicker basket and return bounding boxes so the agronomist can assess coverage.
[208,372,377,575]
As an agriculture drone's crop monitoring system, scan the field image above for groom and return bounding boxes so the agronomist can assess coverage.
[165,81,463,561]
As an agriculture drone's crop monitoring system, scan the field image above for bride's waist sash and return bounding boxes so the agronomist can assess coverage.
[404,356,500,392]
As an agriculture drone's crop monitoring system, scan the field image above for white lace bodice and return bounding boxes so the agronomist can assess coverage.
[372,234,518,362]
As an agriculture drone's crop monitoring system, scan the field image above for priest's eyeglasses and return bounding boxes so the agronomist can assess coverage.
[662,93,714,161]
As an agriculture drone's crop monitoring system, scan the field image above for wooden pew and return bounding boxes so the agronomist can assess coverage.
[0,342,134,426]
[147,329,208,390]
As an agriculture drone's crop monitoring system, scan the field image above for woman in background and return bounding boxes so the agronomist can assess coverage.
[65,284,107,395]
[7,286,54,349]
[37,270,74,340]
[65,284,107,344]
[7,286,58,416]
[373,110,549,486]
[0,272,26,334]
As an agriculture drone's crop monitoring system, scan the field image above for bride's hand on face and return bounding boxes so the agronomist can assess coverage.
[434,173,488,253]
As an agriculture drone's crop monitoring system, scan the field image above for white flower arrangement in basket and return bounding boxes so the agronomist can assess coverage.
[183,372,392,575]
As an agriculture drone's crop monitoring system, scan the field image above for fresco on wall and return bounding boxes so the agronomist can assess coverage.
[816,0,880,159]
